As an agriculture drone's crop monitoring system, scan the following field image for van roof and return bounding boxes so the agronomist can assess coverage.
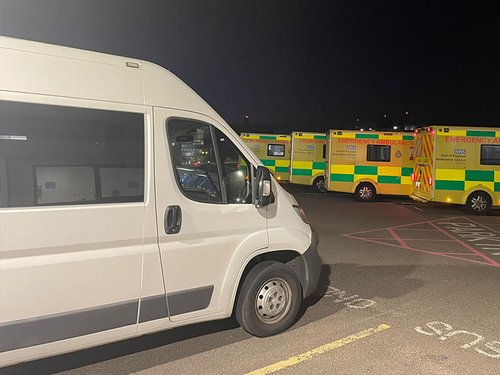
[0,36,224,124]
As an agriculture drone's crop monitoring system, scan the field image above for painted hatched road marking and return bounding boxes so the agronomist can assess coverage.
[245,324,391,375]
[343,217,500,267]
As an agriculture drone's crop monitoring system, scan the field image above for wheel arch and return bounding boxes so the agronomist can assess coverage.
[231,250,306,316]
[461,186,495,206]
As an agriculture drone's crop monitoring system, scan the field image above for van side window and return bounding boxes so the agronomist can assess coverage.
[167,120,253,205]
[480,144,500,165]
[214,129,253,204]
[366,145,391,162]
[167,119,223,203]
[0,100,144,208]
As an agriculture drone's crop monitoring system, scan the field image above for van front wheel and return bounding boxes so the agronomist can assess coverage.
[236,261,302,337]
[466,191,491,215]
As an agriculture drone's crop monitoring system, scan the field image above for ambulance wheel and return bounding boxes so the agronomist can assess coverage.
[236,261,302,337]
[355,182,376,202]
[466,191,491,215]
[313,176,326,193]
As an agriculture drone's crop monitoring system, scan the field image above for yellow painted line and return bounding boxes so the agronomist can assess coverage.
[246,324,391,375]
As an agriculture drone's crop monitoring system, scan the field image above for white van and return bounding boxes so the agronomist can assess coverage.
[0,37,321,367]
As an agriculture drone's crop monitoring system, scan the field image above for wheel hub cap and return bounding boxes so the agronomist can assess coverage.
[360,187,372,199]
[472,196,487,211]
[255,278,291,324]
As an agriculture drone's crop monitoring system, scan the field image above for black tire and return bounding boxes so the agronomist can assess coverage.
[466,191,491,215]
[354,182,376,202]
[236,261,302,337]
[313,176,326,193]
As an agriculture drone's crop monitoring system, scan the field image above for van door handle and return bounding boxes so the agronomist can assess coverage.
[165,205,182,234]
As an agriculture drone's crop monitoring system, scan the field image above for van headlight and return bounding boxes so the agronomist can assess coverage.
[292,204,309,224]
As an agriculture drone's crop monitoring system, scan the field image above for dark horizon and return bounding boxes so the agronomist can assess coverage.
[0,0,499,133]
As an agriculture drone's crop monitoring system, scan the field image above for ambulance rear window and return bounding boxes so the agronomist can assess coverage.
[480,145,500,165]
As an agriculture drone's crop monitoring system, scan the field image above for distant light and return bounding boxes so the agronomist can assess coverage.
[360,128,364,131]
[405,111,409,115]
[368,127,373,131]
[393,126,398,130]
[356,118,360,122]
[383,114,387,118]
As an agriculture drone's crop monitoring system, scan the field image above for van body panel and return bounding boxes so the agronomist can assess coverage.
[153,108,268,322]
[0,46,144,105]
[0,36,321,367]
[143,63,225,123]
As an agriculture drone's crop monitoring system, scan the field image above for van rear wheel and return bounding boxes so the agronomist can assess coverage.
[466,191,491,215]
[236,261,302,337]
[355,182,376,201]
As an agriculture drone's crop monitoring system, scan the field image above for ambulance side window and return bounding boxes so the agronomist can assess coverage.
[322,144,327,159]
[367,145,391,162]
[480,145,500,165]
[268,144,285,157]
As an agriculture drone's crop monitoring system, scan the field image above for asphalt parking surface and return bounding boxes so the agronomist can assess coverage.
[3,185,500,375]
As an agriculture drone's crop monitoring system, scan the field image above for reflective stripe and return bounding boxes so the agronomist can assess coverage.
[436,169,465,181]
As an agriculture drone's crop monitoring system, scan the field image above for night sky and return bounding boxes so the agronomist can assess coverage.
[0,0,499,132]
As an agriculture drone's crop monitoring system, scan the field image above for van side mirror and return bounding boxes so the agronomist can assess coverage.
[255,166,273,208]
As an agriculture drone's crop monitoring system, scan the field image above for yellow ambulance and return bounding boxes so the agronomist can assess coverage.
[289,131,327,191]
[240,133,291,181]
[410,126,500,214]
[326,130,415,200]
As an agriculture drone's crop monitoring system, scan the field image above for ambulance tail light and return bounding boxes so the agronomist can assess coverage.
[428,177,433,186]
[411,173,416,181]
